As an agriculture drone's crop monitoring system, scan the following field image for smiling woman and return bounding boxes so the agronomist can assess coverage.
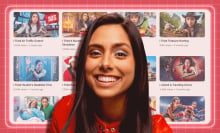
[50,13,172,133]
[14,12,46,37]
[85,24,135,99]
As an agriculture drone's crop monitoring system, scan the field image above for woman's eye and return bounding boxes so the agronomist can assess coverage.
[115,50,128,58]
[89,50,101,56]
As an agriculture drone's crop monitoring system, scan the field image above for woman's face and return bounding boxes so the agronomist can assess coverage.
[173,99,180,107]
[192,102,197,108]
[31,13,39,24]
[186,17,196,28]
[41,99,48,108]
[30,100,37,108]
[129,14,139,25]
[36,62,42,71]
[85,24,135,99]
[82,13,88,22]
[184,59,191,68]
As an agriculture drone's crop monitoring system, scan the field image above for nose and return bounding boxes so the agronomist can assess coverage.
[100,52,113,71]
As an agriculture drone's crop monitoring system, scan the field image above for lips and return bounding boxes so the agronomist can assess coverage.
[94,75,121,87]
[97,75,118,82]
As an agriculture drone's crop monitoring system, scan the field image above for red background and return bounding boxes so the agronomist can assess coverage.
[0,0,219,132]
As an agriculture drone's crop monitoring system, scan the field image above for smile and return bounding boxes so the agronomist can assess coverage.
[95,75,121,87]
[96,75,119,82]
[97,75,119,82]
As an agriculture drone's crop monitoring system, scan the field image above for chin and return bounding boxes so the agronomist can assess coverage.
[93,89,127,99]
[94,91,115,99]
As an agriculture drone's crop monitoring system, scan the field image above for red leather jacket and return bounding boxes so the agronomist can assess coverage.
[50,94,172,133]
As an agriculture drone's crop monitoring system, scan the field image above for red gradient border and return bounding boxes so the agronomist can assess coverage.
[3,4,216,132]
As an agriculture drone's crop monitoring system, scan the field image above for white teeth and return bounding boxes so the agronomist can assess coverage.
[97,76,117,82]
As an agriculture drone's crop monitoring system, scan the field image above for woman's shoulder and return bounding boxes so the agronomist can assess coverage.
[21,23,30,29]
[152,114,172,133]
[54,94,75,114]
[50,94,76,132]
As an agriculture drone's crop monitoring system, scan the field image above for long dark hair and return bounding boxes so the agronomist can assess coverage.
[28,100,38,108]
[40,96,49,110]
[182,17,200,37]
[62,13,152,133]
[79,12,89,25]
[171,96,180,112]
[28,12,41,33]
[183,57,195,67]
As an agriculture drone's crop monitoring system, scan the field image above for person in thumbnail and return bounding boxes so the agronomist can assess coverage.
[78,12,89,32]
[88,13,97,25]
[163,97,180,122]
[127,12,140,26]
[164,23,173,31]
[179,12,204,37]
[181,57,198,77]
[176,101,204,122]
[26,57,47,81]
[126,12,156,37]
[50,13,172,133]
[19,100,45,121]
[181,101,198,121]
[63,56,77,81]
[39,97,54,120]
[14,12,46,37]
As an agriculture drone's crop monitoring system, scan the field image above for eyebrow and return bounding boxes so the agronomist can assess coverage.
[88,42,131,49]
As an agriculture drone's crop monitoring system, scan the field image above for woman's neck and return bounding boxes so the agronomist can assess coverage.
[173,105,178,110]
[98,95,127,124]
[188,27,194,32]
[42,104,48,109]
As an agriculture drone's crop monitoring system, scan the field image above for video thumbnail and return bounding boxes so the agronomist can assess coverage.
[62,12,106,37]
[120,12,156,37]
[160,56,205,81]
[147,56,156,81]
[13,96,60,122]
[13,12,59,37]
[63,56,77,82]
[160,12,205,37]
[14,56,59,81]
[149,96,158,115]
[160,96,205,122]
